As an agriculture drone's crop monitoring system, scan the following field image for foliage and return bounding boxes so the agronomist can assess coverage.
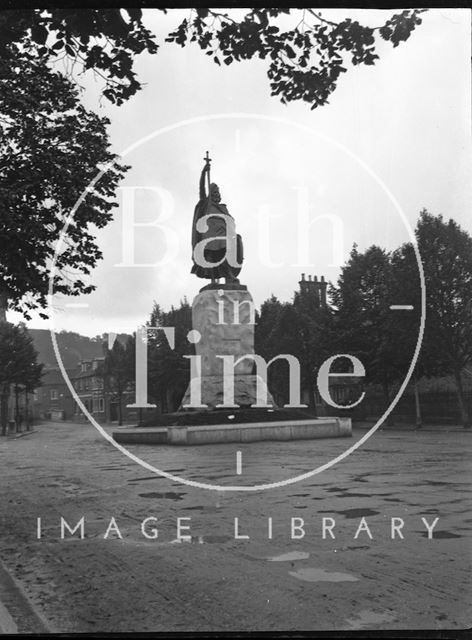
[255,290,333,409]
[390,241,430,378]
[254,294,284,363]
[414,209,472,426]
[255,298,300,405]
[0,322,43,389]
[166,8,425,109]
[99,337,134,425]
[0,52,128,318]
[329,245,401,398]
[0,322,43,431]
[329,213,472,427]
[1,9,424,109]
[0,9,159,105]
[148,300,192,412]
[415,210,472,374]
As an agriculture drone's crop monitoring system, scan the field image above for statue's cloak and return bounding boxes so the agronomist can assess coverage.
[191,197,243,280]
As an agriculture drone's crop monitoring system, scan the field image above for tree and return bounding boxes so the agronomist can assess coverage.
[292,286,336,409]
[331,213,472,429]
[414,210,472,428]
[0,52,128,318]
[330,245,401,421]
[148,300,193,413]
[254,294,284,360]
[166,8,425,109]
[256,300,302,407]
[0,322,43,434]
[255,290,333,410]
[1,9,424,109]
[390,242,425,426]
[99,338,134,426]
[0,9,158,105]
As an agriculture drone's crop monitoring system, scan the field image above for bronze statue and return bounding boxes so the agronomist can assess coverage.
[191,152,243,286]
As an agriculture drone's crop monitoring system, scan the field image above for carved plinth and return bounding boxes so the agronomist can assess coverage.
[180,288,275,410]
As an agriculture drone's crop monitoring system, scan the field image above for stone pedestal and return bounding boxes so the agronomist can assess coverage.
[180,288,275,410]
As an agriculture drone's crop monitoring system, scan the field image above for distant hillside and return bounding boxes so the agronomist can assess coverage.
[29,329,130,369]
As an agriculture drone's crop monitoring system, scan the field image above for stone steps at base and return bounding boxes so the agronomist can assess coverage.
[112,418,351,446]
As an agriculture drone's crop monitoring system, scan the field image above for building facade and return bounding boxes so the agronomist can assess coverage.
[70,357,149,425]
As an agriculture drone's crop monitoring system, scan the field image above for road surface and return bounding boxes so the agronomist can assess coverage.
[0,421,470,632]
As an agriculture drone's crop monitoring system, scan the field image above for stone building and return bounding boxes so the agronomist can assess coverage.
[32,368,76,420]
[70,357,140,424]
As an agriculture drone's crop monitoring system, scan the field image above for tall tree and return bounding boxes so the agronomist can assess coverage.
[99,337,134,426]
[257,301,303,407]
[390,242,425,426]
[255,295,287,406]
[414,210,472,428]
[293,286,335,409]
[254,294,284,358]
[255,290,333,410]
[148,300,192,413]
[330,245,400,419]
[1,9,424,108]
[0,52,128,318]
[0,322,43,434]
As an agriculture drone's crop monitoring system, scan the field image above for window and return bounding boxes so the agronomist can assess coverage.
[50,389,58,400]
[98,398,105,412]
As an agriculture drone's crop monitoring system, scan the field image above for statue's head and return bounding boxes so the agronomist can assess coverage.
[209,182,221,203]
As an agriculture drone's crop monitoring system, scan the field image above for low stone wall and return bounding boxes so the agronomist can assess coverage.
[113,418,351,446]
[113,428,167,445]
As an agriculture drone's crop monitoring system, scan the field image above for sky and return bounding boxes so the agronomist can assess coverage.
[12,8,472,337]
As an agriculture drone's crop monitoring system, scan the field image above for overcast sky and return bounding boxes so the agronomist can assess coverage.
[12,8,471,337]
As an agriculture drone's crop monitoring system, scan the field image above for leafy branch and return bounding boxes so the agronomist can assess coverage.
[166,8,426,109]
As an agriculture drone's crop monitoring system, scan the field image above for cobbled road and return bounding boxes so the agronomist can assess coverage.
[0,421,470,632]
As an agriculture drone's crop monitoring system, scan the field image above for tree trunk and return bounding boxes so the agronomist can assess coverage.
[308,376,317,416]
[14,384,20,432]
[0,293,9,432]
[453,369,470,429]
[118,392,123,426]
[0,289,7,323]
[166,386,174,413]
[0,386,9,435]
[25,391,30,430]
[413,376,422,429]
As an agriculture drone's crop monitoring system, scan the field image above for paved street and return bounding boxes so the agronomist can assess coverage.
[0,420,470,632]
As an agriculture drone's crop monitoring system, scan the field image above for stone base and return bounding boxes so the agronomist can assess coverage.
[113,428,167,445]
[181,287,264,409]
[180,374,276,411]
[112,418,352,446]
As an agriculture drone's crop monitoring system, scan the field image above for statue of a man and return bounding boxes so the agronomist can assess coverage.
[191,158,243,285]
